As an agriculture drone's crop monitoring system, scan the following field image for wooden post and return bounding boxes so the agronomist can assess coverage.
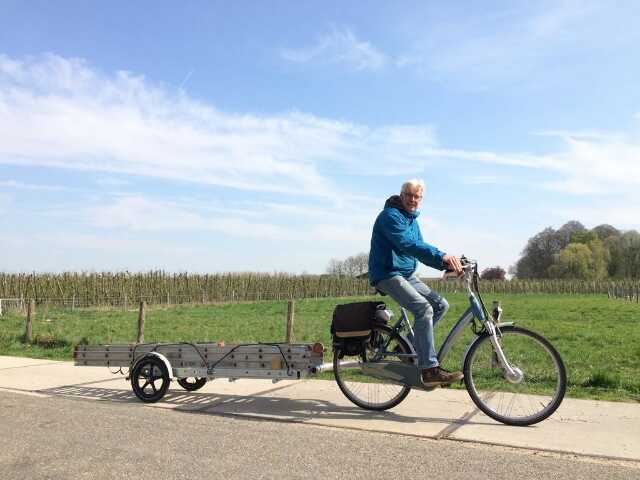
[286,300,295,343]
[25,299,34,342]
[72,294,76,311]
[137,301,146,343]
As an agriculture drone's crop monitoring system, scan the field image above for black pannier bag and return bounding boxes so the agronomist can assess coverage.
[331,301,387,357]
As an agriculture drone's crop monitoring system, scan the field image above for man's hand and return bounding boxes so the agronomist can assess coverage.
[443,254,463,276]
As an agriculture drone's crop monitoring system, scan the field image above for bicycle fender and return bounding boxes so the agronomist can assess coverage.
[133,352,173,378]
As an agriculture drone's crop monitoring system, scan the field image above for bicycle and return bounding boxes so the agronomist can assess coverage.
[332,257,567,426]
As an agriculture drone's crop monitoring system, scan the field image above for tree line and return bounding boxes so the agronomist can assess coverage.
[326,253,369,277]
[515,221,639,279]
[327,220,640,281]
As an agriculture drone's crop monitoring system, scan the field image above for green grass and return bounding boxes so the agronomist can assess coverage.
[1,294,638,402]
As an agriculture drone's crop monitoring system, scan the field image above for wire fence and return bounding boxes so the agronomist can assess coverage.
[606,284,640,302]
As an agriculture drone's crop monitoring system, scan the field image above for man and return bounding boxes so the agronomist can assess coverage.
[368,179,464,386]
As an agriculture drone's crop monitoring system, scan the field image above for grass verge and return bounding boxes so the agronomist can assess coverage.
[1,293,638,402]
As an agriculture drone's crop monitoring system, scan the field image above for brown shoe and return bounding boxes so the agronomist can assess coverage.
[421,367,464,387]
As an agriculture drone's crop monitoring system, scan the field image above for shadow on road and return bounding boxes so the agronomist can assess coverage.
[37,382,497,428]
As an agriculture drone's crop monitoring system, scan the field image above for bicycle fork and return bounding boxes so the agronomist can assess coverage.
[486,323,524,384]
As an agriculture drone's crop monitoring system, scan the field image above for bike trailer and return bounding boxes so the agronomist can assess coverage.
[74,341,326,402]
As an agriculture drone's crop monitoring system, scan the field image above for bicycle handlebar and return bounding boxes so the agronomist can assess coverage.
[443,255,476,278]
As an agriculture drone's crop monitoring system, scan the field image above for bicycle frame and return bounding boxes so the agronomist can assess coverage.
[377,258,521,385]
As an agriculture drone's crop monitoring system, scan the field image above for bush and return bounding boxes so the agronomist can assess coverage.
[480,266,506,281]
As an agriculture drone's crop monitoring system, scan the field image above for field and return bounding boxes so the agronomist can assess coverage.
[1,293,638,402]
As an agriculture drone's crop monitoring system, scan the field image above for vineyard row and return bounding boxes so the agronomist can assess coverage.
[0,272,638,309]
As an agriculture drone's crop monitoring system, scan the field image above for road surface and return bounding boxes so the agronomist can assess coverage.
[1,391,638,479]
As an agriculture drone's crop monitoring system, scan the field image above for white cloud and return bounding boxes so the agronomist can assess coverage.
[401,2,638,85]
[94,176,131,188]
[424,129,640,200]
[83,194,377,247]
[2,53,640,273]
[0,179,68,191]
[2,54,638,200]
[0,54,437,201]
[0,192,11,214]
[422,147,556,169]
[541,135,640,196]
[460,175,507,185]
[280,27,387,71]
[86,195,295,240]
[0,231,214,272]
[532,129,625,142]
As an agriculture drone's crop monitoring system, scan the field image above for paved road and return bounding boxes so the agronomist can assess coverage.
[1,391,638,480]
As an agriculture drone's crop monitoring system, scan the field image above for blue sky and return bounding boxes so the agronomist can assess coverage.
[1,1,639,274]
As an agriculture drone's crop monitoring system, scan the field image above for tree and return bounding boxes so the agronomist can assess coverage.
[570,230,597,244]
[515,227,565,278]
[515,221,599,279]
[326,252,369,277]
[588,239,610,280]
[480,266,506,280]
[343,253,369,276]
[548,240,609,280]
[618,231,640,278]
[516,221,640,279]
[604,234,623,277]
[604,231,640,278]
[548,243,593,279]
[592,224,620,241]
[326,258,344,276]
[557,221,587,245]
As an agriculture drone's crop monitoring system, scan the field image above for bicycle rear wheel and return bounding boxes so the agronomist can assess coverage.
[463,326,566,426]
[334,325,413,411]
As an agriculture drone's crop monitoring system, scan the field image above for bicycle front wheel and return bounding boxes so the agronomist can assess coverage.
[463,326,566,426]
[334,325,413,411]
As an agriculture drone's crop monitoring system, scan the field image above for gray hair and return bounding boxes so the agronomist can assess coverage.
[400,179,425,194]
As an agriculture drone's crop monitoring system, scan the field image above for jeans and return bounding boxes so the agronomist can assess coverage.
[375,274,449,369]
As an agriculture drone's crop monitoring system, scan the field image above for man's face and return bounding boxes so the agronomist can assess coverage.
[400,186,423,213]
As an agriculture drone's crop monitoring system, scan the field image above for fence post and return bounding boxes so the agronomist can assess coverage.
[286,300,295,343]
[0,299,2,317]
[72,294,76,311]
[25,299,34,342]
[137,301,146,343]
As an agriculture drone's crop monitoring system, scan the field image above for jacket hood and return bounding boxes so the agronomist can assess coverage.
[384,195,419,218]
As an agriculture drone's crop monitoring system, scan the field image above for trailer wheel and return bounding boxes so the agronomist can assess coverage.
[131,355,170,403]
[177,377,207,391]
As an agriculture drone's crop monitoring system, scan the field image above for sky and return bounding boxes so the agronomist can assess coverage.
[1,1,639,275]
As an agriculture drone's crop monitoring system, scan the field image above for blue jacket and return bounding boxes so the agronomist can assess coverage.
[368,195,447,285]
